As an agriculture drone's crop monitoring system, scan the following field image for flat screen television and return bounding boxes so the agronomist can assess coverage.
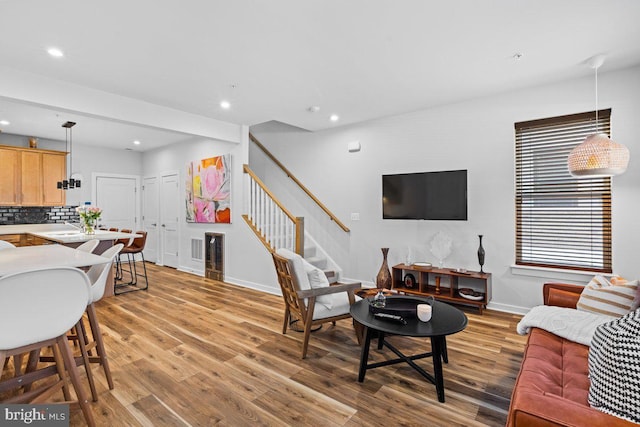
[382,169,467,220]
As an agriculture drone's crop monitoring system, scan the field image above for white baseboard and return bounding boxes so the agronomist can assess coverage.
[175,265,282,296]
[486,301,529,315]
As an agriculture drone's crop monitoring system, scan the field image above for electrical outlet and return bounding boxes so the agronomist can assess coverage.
[351,212,360,221]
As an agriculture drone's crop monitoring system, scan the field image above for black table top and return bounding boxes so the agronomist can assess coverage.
[350,295,468,337]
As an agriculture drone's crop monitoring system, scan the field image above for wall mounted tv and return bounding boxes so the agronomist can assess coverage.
[382,169,467,220]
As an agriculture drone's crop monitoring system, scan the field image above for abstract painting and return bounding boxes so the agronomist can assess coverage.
[186,154,231,223]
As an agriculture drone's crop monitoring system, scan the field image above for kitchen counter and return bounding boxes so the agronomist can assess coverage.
[0,224,138,244]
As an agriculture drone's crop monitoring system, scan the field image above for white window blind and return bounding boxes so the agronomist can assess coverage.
[515,109,612,273]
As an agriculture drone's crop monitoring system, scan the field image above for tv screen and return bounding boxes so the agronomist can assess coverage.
[382,170,467,220]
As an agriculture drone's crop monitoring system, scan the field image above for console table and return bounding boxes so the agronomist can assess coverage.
[391,264,491,313]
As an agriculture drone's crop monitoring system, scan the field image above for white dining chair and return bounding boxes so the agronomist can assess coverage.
[0,240,16,250]
[0,267,95,426]
[76,240,99,253]
[74,243,123,401]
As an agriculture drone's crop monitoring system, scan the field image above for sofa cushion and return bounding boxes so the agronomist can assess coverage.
[588,308,640,423]
[518,328,590,405]
[577,275,639,317]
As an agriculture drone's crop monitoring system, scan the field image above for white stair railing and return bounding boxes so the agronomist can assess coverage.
[243,164,304,255]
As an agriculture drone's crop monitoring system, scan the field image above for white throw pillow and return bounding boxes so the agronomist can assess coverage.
[577,275,639,317]
[301,257,333,310]
[275,248,334,310]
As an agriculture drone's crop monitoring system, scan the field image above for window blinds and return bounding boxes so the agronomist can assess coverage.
[515,109,612,272]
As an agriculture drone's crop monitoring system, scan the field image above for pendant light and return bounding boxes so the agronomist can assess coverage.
[568,55,629,177]
[56,121,81,189]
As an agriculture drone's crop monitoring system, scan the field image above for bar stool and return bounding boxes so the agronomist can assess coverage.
[113,229,133,281]
[0,240,16,250]
[75,244,123,401]
[76,240,99,253]
[115,231,148,294]
[0,267,95,426]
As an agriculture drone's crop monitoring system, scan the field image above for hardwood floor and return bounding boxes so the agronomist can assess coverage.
[63,263,526,426]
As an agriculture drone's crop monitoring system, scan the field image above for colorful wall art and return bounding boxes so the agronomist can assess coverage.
[186,154,231,223]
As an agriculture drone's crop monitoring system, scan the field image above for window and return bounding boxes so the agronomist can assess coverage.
[515,109,612,273]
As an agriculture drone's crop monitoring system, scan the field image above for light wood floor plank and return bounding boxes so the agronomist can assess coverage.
[39,263,525,426]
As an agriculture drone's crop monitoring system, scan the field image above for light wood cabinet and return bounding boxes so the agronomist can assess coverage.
[0,145,66,206]
[42,152,66,205]
[0,148,20,205]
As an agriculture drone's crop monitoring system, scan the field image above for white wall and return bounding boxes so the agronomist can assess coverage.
[251,65,640,313]
[141,131,277,294]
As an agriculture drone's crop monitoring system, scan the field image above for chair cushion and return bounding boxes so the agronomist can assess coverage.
[577,275,639,317]
[275,248,311,290]
[588,308,640,423]
[275,248,334,309]
[312,291,351,320]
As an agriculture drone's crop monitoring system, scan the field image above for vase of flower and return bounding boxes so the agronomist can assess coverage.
[376,248,392,289]
[76,205,102,235]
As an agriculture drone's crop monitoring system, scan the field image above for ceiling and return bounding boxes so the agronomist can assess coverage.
[1,0,639,151]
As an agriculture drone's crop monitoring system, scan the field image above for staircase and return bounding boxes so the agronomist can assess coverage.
[243,133,350,282]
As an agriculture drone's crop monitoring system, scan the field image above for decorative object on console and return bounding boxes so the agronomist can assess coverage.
[76,205,102,235]
[568,55,629,177]
[429,231,452,268]
[459,288,484,301]
[376,247,391,289]
[57,121,81,190]
[477,234,485,273]
[405,245,414,266]
[403,273,416,289]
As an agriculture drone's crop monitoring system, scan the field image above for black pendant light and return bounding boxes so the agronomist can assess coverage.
[57,121,81,190]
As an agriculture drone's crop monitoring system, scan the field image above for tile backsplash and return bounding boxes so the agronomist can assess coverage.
[0,206,79,225]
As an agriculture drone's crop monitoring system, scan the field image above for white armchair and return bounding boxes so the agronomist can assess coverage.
[273,248,361,358]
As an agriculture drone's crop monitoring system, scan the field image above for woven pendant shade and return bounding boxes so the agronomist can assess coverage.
[568,133,630,177]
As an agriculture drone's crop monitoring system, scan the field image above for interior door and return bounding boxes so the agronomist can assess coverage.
[95,175,138,230]
[142,176,159,263]
[160,172,179,268]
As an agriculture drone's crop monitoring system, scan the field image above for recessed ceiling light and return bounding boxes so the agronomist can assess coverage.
[330,114,339,122]
[47,47,64,58]
[220,100,231,109]
[133,140,141,145]
[0,120,9,126]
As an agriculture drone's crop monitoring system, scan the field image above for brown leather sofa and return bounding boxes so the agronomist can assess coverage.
[506,283,636,427]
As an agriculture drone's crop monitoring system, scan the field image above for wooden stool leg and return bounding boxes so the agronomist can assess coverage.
[86,303,114,390]
[57,335,96,427]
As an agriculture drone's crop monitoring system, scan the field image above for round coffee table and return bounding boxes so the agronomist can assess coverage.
[350,295,468,403]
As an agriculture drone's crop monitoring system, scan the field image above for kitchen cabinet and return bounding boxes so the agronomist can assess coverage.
[0,145,66,206]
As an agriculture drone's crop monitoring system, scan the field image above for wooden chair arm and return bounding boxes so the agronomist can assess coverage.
[297,282,361,298]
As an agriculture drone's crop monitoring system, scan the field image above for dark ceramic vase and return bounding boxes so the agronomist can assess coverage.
[477,235,485,273]
[376,248,392,289]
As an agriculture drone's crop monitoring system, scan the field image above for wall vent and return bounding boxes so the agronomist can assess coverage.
[191,238,203,261]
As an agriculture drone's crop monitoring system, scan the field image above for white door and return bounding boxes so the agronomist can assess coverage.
[160,172,179,268]
[142,176,159,263]
[95,175,139,231]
